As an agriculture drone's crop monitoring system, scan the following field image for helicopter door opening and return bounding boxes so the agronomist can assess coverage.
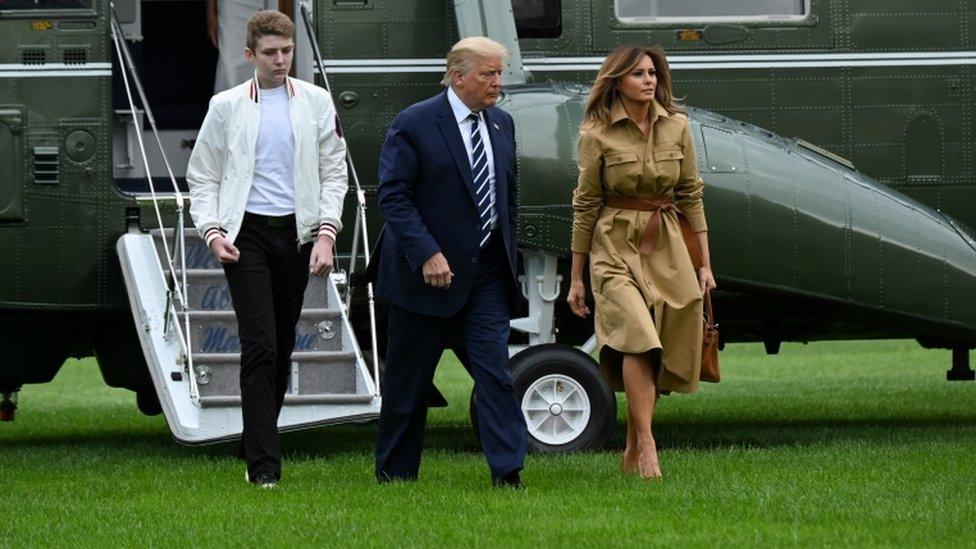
[112,0,219,195]
[111,0,300,196]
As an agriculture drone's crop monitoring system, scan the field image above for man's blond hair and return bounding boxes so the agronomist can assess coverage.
[441,37,509,86]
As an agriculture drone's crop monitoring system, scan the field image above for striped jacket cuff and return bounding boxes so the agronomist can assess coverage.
[316,223,338,242]
[204,227,226,247]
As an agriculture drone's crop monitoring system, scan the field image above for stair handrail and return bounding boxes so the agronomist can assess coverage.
[110,5,198,400]
[299,2,381,397]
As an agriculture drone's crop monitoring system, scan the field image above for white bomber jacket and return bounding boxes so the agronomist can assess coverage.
[187,74,347,246]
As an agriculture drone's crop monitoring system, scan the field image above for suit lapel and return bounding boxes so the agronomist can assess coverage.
[435,92,479,206]
[484,107,508,210]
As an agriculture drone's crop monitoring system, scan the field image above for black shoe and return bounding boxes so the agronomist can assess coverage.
[492,471,523,489]
[245,470,278,489]
[376,471,418,484]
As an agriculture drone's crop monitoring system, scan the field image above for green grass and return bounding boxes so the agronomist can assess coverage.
[2,340,975,547]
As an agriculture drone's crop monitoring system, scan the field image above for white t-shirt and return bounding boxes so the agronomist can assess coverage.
[245,84,295,216]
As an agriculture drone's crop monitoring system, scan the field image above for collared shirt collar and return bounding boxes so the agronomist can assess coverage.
[447,86,481,124]
[610,98,670,125]
[249,71,297,104]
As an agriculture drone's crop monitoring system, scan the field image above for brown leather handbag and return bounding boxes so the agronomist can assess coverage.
[700,290,720,383]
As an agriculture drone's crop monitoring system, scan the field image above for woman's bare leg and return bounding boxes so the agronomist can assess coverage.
[622,351,661,479]
[621,405,638,474]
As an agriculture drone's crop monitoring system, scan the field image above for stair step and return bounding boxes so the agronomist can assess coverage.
[189,313,346,354]
[175,271,332,312]
[188,308,339,320]
[152,231,219,270]
[191,351,360,399]
[192,350,357,363]
[199,393,374,408]
[150,227,203,241]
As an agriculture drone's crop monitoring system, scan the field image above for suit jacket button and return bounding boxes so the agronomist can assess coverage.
[470,257,477,264]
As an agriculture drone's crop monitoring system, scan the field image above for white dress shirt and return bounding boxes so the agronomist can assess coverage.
[447,86,497,229]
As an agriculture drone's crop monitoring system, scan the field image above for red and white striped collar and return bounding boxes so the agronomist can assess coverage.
[248,71,297,104]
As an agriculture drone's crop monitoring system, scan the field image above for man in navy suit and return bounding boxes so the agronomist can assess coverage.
[373,37,527,487]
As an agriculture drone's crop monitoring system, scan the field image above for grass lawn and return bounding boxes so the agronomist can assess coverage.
[1,340,975,546]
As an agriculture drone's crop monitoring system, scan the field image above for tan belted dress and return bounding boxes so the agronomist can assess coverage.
[571,100,707,394]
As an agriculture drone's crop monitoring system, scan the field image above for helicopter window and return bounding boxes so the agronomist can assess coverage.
[0,0,90,9]
[615,0,807,23]
[512,0,561,39]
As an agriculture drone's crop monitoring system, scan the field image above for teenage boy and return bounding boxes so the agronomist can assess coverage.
[187,10,347,488]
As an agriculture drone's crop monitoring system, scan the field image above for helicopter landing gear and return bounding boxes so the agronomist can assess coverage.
[946,348,975,381]
[1,389,19,421]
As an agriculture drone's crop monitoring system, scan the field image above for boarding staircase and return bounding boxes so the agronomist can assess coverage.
[156,229,370,408]
[117,227,379,443]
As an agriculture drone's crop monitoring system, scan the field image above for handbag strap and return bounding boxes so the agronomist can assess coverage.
[703,289,715,326]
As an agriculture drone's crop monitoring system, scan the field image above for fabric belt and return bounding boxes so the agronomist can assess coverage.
[243,211,296,229]
[603,195,702,268]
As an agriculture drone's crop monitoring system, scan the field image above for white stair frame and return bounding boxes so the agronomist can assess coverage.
[118,232,380,444]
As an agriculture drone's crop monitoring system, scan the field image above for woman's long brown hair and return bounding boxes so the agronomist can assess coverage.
[583,45,683,130]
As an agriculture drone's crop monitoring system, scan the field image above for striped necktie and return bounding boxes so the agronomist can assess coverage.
[467,113,493,248]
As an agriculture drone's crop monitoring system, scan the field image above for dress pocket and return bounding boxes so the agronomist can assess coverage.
[654,147,684,183]
[602,151,640,193]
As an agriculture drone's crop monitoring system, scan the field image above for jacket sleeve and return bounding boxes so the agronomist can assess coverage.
[187,96,227,245]
[376,110,441,272]
[316,91,349,242]
[571,127,604,254]
[674,115,708,233]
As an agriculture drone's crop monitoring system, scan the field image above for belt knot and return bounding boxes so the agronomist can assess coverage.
[602,195,702,267]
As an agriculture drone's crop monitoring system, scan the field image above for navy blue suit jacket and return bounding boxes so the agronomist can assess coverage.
[372,90,519,318]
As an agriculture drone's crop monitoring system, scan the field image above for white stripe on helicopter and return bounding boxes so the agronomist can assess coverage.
[0,62,111,78]
[318,51,976,73]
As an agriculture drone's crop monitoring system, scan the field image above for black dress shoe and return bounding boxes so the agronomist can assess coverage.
[492,471,523,489]
[245,470,278,489]
[376,471,418,484]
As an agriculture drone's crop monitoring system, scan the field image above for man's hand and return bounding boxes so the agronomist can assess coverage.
[422,252,453,288]
[310,236,334,276]
[209,235,240,263]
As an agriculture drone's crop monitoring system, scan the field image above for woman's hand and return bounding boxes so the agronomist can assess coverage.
[567,278,591,318]
[698,266,717,295]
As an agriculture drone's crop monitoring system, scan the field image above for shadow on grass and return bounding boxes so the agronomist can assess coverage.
[4,415,975,462]
[651,417,976,452]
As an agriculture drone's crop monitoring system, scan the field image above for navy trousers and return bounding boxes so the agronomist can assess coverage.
[375,234,527,481]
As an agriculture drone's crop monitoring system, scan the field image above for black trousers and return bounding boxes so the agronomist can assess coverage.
[375,234,527,482]
[222,213,311,480]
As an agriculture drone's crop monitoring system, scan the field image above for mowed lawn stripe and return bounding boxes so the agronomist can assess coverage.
[1,339,974,546]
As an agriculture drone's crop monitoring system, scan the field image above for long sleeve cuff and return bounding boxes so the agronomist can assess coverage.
[203,227,225,247]
[685,211,708,233]
[571,230,593,254]
[317,223,338,243]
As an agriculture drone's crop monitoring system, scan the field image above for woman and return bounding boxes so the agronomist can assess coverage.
[567,46,716,479]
